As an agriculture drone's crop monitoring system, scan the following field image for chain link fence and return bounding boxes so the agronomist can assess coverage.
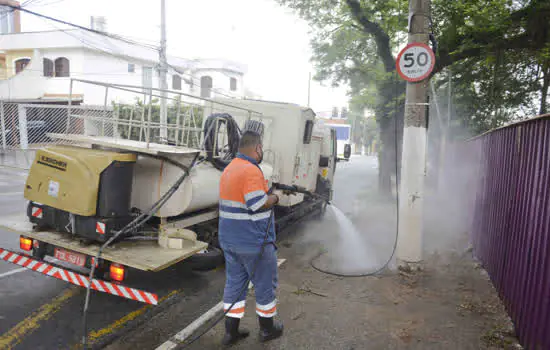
[1,79,265,169]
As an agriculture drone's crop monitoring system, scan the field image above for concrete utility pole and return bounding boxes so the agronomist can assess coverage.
[159,0,168,142]
[396,0,432,269]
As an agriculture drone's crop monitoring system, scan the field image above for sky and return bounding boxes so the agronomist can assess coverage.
[18,0,350,114]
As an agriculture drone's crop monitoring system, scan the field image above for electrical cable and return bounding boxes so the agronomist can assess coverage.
[1,64,163,76]
[202,113,242,171]
[5,5,238,101]
[309,5,405,278]
[309,71,400,276]
[80,113,235,346]
[4,4,160,50]
[81,152,200,348]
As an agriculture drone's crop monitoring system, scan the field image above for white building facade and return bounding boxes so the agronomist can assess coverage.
[0,28,248,104]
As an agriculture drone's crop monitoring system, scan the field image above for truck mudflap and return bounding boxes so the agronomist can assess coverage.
[0,248,158,305]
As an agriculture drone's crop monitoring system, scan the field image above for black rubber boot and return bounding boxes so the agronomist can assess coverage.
[222,317,250,347]
[258,316,284,342]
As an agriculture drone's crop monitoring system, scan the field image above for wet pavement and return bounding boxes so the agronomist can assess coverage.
[0,166,223,350]
[0,155,378,350]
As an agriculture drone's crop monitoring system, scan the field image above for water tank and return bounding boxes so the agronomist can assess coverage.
[90,16,107,32]
[131,156,274,218]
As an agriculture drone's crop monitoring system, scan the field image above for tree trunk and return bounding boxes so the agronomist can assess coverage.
[377,105,404,197]
[540,64,549,115]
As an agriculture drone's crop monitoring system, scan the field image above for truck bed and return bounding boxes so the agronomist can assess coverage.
[0,215,208,272]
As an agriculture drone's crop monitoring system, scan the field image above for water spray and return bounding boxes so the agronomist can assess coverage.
[273,181,399,277]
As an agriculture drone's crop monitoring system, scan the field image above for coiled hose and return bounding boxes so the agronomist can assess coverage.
[202,113,242,171]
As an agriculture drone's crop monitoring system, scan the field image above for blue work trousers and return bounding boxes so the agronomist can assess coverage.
[222,243,278,319]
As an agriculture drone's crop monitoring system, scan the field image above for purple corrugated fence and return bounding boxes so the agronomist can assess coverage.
[464,115,550,349]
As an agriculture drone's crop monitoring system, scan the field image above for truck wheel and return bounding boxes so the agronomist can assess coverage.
[186,247,225,271]
[315,201,328,219]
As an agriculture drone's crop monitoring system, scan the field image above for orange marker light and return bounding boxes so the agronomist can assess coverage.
[20,236,33,251]
[110,263,125,282]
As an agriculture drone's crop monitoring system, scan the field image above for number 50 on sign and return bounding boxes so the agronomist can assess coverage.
[396,43,435,82]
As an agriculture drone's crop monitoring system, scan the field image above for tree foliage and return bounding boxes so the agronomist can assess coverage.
[276,0,550,192]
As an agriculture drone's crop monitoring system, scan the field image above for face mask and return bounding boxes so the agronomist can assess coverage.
[256,145,264,164]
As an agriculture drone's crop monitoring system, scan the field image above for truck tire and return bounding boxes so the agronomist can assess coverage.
[186,247,225,271]
[314,201,328,220]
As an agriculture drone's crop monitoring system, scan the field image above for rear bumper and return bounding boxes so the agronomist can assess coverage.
[0,247,158,305]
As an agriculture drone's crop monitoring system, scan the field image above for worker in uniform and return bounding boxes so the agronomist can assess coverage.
[218,128,284,346]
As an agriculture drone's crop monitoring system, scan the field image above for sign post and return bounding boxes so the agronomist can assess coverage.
[396,43,436,83]
[395,0,434,271]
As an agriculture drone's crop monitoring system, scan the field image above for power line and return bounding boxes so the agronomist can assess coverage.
[3,3,160,50]
[0,1,20,23]
[36,15,164,75]
[4,4,240,100]
[1,64,153,76]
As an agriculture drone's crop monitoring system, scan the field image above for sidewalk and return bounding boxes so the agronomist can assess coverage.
[180,225,518,350]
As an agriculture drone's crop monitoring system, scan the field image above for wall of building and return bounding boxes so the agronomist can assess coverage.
[80,49,147,104]
[0,2,21,34]
[0,32,248,104]
[4,49,33,78]
[0,56,6,80]
[0,49,46,100]
[79,49,194,105]
[193,68,244,99]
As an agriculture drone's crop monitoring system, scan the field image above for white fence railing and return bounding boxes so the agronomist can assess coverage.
[1,79,269,169]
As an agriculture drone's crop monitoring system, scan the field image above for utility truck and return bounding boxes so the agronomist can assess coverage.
[0,88,339,304]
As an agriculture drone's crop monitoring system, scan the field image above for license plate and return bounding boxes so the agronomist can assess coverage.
[54,248,86,267]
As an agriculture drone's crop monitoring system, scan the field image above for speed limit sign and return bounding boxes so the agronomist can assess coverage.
[396,43,435,82]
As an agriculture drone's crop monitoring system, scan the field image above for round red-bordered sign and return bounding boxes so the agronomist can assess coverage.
[396,43,436,82]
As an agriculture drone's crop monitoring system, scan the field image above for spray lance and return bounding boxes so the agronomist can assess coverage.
[271,182,331,204]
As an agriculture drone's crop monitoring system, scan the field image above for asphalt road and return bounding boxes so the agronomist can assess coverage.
[0,166,226,350]
[0,155,379,350]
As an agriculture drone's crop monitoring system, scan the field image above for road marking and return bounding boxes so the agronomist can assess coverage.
[156,258,287,350]
[0,164,30,173]
[0,287,80,349]
[87,290,179,345]
[0,192,23,196]
[0,267,26,279]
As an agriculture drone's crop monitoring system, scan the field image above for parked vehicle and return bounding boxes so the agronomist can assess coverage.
[0,98,339,302]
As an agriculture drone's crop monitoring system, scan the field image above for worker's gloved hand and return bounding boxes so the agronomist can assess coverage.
[272,190,292,201]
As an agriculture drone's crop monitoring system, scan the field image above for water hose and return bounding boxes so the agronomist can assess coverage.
[80,114,241,347]
[178,209,276,349]
[308,71,402,278]
[271,182,398,277]
[81,152,200,348]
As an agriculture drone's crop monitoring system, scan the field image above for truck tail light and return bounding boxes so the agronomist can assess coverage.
[20,236,33,251]
[110,263,125,282]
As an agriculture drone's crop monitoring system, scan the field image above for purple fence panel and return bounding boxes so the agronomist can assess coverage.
[462,116,550,349]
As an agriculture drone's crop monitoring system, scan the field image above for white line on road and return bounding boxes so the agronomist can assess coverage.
[0,192,24,196]
[155,259,286,350]
[0,267,27,279]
